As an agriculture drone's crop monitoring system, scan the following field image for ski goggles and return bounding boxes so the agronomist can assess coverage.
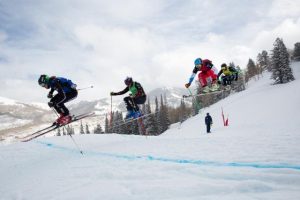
[39,82,48,88]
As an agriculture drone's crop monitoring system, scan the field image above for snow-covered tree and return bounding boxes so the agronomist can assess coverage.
[292,42,300,61]
[154,96,162,134]
[56,128,61,136]
[66,125,74,135]
[145,99,159,135]
[80,121,85,134]
[179,98,189,122]
[85,124,90,134]
[159,95,170,133]
[257,50,271,72]
[245,58,257,81]
[104,114,110,133]
[271,38,295,84]
[62,128,66,136]
[94,124,103,134]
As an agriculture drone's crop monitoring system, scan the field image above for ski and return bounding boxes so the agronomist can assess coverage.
[183,87,231,98]
[20,112,95,142]
[21,126,61,142]
[16,123,57,140]
[112,112,153,128]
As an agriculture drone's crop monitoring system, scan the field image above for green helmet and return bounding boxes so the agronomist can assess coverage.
[38,74,50,87]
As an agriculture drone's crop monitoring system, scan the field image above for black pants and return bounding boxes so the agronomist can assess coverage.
[222,74,238,86]
[51,90,78,116]
[206,124,211,133]
[124,95,146,112]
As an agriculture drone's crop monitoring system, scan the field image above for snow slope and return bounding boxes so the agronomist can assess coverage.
[0,62,300,200]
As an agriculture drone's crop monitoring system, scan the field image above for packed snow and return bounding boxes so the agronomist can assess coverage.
[0,62,300,200]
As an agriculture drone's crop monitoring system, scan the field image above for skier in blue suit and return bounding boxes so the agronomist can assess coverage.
[38,74,78,125]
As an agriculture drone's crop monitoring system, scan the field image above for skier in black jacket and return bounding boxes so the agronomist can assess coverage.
[205,113,213,133]
[110,77,146,119]
[217,63,238,86]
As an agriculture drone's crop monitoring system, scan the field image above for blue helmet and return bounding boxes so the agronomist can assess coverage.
[194,58,202,65]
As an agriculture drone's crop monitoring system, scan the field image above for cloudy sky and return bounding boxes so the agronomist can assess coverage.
[0,0,300,103]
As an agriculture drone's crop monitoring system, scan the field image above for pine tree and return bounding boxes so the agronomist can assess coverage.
[144,99,159,135]
[104,114,110,133]
[292,42,300,61]
[80,121,85,134]
[154,96,162,134]
[257,50,271,72]
[191,96,200,116]
[271,38,295,84]
[179,98,189,122]
[129,120,139,135]
[62,128,66,136]
[86,124,90,134]
[111,111,122,134]
[94,124,103,134]
[159,94,170,133]
[56,128,61,136]
[66,125,74,135]
[246,58,258,81]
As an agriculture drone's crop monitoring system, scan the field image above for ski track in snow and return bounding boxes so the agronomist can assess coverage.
[35,140,300,170]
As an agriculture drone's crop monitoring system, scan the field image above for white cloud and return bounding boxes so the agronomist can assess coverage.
[0,0,300,103]
[268,0,300,18]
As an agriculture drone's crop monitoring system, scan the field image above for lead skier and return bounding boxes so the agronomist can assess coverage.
[38,74,78,125]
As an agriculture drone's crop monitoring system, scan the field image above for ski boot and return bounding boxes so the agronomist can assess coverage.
[57,114,72,125]
[125,110,135,120]
[133,111,142,118]
[202,86,210,93]
[210,83,219,92]
[54,114,64,125]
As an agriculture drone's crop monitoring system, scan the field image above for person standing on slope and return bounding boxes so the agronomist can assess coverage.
[110,77,147,119]
[185,58,219,93]
[38,74,78,125]
[205,113,213,133]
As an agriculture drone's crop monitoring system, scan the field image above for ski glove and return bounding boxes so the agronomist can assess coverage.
[110,92,116,96]
[48,102,54,108]
[47,93,53,98]
[185,83,191,88]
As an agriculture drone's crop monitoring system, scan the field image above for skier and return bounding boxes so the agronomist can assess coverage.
[205,113,213,133]
[110,77,146,119]
[38,74,78,125]
[217,63,238,87]
[185,58,219,93]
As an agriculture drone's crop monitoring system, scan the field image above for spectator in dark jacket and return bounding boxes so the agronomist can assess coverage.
[205,113,213,133]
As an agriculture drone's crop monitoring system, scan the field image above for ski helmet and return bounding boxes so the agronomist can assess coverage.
[221,63,227,70]
[124,77,133,86]
[38,74,50,87]
[194,58,202,66]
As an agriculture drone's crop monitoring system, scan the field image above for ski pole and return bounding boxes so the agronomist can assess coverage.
[77,86,94,91]
[52,108,84,155]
